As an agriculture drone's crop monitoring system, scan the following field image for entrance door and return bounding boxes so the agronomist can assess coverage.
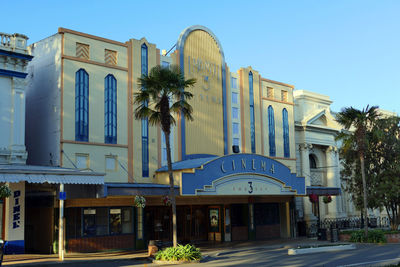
[191,206,207,241]
[177,206,191,242]
[254,203,280,240]
[224,206,231,242]
[208,206,221,241]
[231,204,248,241]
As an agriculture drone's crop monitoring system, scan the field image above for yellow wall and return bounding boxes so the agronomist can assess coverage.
[239,67,261,154]
[182,30,225,156]
[62,143,128,183]
[129,38,159,183]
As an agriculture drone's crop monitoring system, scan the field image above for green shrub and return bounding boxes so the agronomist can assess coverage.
[155,244,202,262]
[349,230,387,243]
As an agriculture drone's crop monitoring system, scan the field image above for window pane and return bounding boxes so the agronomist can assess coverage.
[122,207,133,234]
[232,92,238,104]
[233,123,239,135]
[232,107,239,119]
[233,138,240,146]
[231,77,237,89]
[83,209,96,236]
[96,208,109,236]
[110,208,122,235]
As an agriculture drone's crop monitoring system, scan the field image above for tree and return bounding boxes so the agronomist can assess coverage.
[368,116,400,230]
[134,65,196,247]
[336,105,379,238]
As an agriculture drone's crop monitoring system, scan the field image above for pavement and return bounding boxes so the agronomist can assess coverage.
[0,238,344,266]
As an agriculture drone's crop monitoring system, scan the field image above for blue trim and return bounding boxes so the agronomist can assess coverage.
[180,153,305,195]
[184,154,217,160]
[176,25,228,159]
[0,49,33,61]
[5,240,24,254]
[0,69,27,78]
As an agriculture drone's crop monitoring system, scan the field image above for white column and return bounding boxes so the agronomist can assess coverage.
[59,184,64,261]
[325,146,342,218]
[300,143,316,223]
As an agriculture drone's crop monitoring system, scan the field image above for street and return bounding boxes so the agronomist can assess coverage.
[39,243,400,267]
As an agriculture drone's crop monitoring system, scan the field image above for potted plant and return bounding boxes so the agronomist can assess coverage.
[309,193,318,203]
[323,195,332,204]
[134,195,146,208]
[162,195,171,206]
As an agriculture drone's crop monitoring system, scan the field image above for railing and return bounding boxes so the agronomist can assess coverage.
[0,32,28,51]
[320,216,391,230]
[0,32,12,48]
[310,169,324,186]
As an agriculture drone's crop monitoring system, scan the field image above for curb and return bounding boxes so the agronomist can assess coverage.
[288,244,356,255]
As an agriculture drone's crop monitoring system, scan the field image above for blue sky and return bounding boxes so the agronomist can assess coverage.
[4,0,399,113]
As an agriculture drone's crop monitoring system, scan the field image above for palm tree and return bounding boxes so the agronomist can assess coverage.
[134,65,196,247]
[336,105,379,239]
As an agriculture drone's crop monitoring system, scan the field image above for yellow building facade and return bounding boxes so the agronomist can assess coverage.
[27,25,308,252]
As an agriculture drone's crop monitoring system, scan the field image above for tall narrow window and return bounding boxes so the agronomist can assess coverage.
[249,72,255,153]
[75,69,89,141]
[282,108,290,158]
[268,106,276,157]
[141,43,149,177]
[105,74,117,144]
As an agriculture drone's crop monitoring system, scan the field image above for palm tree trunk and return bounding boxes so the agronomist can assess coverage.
[360,154,368,239]
[165,132,177,247]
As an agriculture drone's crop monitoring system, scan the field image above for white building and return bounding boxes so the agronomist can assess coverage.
[294,90,346,235]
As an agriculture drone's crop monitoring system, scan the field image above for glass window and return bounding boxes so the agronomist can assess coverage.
[161,61,170,68]
[76,154,88,169]
[83,208,96,236]
[105,156,116,171]
[232,92,238,104]
[75,69,89,142]
[268,106,276,157]
[232,123,239,135]
[109,208,122,235]
[233,138,240,146]
[96,208,108,235]
[231,77,237,89]
[122,207,133,234]
[104,74,117,144]
[141,43,149,177]
[232,107,239,119]
[283,108,290,158]
[249,72,255,153]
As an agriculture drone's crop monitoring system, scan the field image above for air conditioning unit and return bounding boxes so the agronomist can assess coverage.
[232,145,240,153]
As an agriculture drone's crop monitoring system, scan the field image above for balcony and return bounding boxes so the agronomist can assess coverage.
[310,169,325,186]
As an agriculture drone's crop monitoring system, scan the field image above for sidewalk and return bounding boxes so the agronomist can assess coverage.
[1,238,338,266]
[2,250,149,266]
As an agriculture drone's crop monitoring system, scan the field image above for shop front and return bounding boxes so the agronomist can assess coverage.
[152,153,305,243]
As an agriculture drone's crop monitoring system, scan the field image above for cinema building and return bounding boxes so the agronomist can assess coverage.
[24,25,342,252]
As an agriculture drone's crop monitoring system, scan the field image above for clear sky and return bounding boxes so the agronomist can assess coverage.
[4,0,399,113]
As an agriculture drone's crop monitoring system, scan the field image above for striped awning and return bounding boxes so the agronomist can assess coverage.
[0,165,104,185]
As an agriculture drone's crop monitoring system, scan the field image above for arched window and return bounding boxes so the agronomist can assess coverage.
[75,69,89,142]
[268,106,276,157]
[105,74,117,144]
[309,154,317,169]
[249,71,255,153]
[141,43,149,177]
[282,108,290,158]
